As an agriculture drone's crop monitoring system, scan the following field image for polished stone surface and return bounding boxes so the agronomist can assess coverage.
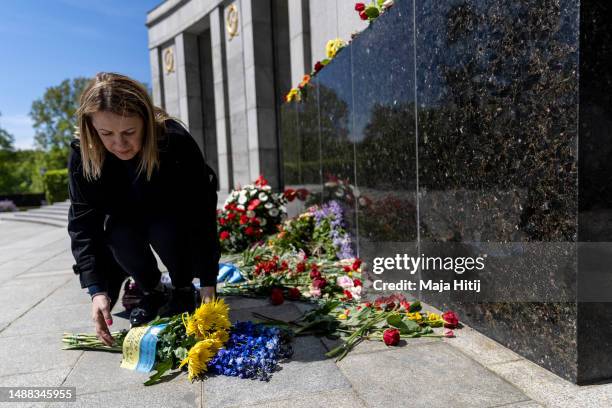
[279,0,612,384]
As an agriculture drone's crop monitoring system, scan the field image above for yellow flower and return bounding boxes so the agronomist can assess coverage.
[179,339,217,381]
[325,38,347,59]
[338,314,347,320]
[347,271,353,277]
[428,313,441,321]
[426,312,443,327]
[183,298,231,340]
[407,312,423,322]
[285,88,299,102]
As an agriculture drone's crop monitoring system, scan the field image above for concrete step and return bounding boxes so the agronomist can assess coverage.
[0,214,66,228]
[12,213,67,222]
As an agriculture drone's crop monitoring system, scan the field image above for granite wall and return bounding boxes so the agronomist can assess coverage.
[280,0,612,384]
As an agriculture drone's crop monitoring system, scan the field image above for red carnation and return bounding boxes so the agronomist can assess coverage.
[247,199,261,211]
[352,259,362,270]
[227,212,236,220]
[270,287,284,305]
[314,61,324,73]
[343,265,351,272]
[359,10,368,20]
[310,270,321,279]
[239,214,249,224]
[219,231,230,241]
[343,289,353,300]
[287,287,301,300]
[442,310,460,329]
[354,2,365,12]
[219,217,227,226]
[245,226,255,236]
[255,175,268,186]
[312,277,327,289]
[383,328,400,346]
[296,262,306,273]
[353,278,362,287]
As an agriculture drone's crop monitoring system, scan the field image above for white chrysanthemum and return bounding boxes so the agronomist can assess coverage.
[269,208,279,217]
[236,204,245,210]
[264,202,274,209]
[279,205,287,213]
[246,210,255,218]
[259,218,267,226]
[258,192,268,201]
[238,194,247,204]
[263,185,272,191]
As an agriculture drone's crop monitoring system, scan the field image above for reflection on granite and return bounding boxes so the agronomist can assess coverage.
[316,47,358,250]
[278,0,612,384]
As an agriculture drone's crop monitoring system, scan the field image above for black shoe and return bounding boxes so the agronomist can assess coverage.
[158,286,197,317]
[129,289,168,326]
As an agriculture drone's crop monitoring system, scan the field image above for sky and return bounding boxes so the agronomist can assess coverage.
[0,0,161,149]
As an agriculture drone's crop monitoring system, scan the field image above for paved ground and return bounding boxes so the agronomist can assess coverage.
[1,219,612,407]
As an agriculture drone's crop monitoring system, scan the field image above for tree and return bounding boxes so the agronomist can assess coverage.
[0,112,15,151]
[30,77,90,169]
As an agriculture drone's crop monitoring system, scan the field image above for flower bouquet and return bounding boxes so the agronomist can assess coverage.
[62,299,292,385]
[292,294,460,361]
[218,175,288,253]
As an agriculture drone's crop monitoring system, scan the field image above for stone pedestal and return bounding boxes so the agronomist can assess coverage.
[280,0,612,384]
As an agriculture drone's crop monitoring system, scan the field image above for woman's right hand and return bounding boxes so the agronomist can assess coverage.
[91,293,114,346]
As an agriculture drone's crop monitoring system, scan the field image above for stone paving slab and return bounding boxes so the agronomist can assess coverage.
[201,336,352,407]
[242,389,367,408]
[336,341,530,408]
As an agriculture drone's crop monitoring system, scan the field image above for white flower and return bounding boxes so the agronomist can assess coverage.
[263,185,272,191]
[382,0,394,9]
[258,192,269,201]
[246,210,255,218]
[336,276,354,289]
[259,218,267,226]
[236,204,245,210]
[264,202,274,209]
[269,208,279,217]
[238,194,247,204]
[279,205,287,213]
[334,190,344,197]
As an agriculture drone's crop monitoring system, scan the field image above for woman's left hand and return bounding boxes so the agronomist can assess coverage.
[200,286,216,303]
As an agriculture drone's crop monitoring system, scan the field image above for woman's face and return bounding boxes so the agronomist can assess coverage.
[91,111,144,160]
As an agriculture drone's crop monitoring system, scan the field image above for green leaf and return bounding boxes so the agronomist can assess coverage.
[365,6,380,18]
[409,301,422,312]
[387,314,408,330]
[377,0,384,8]
[144,359,174,386]
[403,319,420,333]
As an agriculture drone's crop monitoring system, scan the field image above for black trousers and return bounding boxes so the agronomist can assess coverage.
[101,212,195,308]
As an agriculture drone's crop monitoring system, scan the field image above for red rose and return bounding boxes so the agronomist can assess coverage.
[343,289,353,300]
[314,61,324,72]
[284,188,296,202]
[383,328,400,346]
[353,278,362,287]
[351,259,362,270]
[270,287,284,305]
[227,212,236,220]
[287,287,301,300]
[245,226,255,236]
[442,311,459,329]
[359,10,368,20]
[239,214,249,224]
[399,300,411,311]
[354,2,365,12]
[363,302,372,308]
[250,217,260,225]
[296,262,306,273]
[219,231,230,240]
[296,188,309,201]
[312,277,327,289]
[280,260,289,270]
[248,198,261,211]
[310,270,321,279]
[343,265,351,272]
[219,217,227,226]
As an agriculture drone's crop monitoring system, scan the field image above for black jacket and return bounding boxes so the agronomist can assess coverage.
[67,119,220,289]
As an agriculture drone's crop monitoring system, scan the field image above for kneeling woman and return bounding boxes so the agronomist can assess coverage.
[68,72,219,346]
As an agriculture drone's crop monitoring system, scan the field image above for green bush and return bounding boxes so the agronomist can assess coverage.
[43,169,68,204]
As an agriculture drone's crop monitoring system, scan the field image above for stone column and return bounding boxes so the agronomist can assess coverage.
[288,0,312,85]
[160,42,179,117]
[239,0,280,188]
[149,47,163,107]
[210,7,233,192]
[175,32,206,154]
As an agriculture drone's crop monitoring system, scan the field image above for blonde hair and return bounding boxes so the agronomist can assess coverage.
[75,72,171,181]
